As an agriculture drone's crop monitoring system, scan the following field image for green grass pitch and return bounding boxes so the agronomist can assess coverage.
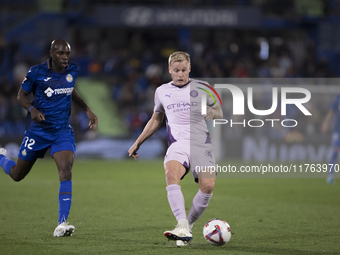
[0,159,339,255]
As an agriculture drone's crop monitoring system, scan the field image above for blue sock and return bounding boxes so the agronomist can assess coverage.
[0,155,16,175]
[58,180,72,224]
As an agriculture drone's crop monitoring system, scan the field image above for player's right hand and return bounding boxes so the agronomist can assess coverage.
[30,108,45,123]
[128,143,140,160]
[86,110,98,130]
[203,106,214,121]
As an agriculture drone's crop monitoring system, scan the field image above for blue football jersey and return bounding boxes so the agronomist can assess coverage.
[21,58,79,132]
[331,95,340,132]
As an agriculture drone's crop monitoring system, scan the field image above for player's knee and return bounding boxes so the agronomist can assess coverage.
[165,168,181,184]
[201,185,214,194]
[200,180,215,194]
[58,161,72,172]
[59,168,72,181]
[57,160,73,181]
[165,168,176,180]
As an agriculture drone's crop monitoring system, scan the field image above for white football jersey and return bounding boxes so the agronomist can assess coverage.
[154,79,216,146]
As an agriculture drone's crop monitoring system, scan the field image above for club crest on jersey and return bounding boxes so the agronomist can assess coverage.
[190,90,198,98]
[66,74,73,82]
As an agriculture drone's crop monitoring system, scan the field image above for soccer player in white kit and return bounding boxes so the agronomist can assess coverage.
[128,51,223,246]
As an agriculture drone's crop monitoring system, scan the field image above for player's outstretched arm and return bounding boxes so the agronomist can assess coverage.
[72,89,98,129]
[321,110,333,135]
[128,112,164,160]
[17,88,45,123]
[204,104,223,121]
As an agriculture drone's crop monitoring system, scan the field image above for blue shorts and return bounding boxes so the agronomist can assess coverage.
[331,131,340,148]
[18,127,76,161]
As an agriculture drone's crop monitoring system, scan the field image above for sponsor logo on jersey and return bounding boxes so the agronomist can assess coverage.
[44,77,52,82]
[44,87,74,97]
[66,74,73,82]
[22,149,27,156]
[44,87,54,97]
[166,102,199,110]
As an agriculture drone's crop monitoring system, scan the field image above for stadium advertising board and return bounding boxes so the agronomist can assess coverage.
[94,6,261,27]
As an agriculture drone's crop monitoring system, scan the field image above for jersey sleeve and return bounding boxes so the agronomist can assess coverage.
[70,63,79,80]
[207,94,217,108]
[196,80,217,108]
[153,87,164,113]
[21,67,36,93]
[206,82,217,108]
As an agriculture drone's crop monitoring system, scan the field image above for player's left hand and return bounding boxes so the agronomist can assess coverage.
[128,143,140,160]
[87,110,98,129]
[204,106,214,121]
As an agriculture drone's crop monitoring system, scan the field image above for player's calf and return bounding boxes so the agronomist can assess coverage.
[8,158,36,182]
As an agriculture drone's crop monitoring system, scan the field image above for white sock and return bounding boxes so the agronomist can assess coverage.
[166,184,187,222]
[187,189,212,226]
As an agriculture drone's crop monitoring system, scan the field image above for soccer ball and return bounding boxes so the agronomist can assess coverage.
[203,218,231,246]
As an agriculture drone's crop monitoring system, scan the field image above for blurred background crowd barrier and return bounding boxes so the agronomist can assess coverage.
[1,0,340,160]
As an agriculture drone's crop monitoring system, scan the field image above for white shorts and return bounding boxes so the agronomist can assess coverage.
[164,140,216,182]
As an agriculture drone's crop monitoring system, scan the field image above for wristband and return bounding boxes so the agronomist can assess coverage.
[28,106,35,112]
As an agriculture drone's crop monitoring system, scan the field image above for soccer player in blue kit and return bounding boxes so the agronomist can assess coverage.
[0,39,98,236]
[321,95,340,184]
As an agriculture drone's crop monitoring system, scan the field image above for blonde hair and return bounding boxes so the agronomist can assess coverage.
[168,51,190,66]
